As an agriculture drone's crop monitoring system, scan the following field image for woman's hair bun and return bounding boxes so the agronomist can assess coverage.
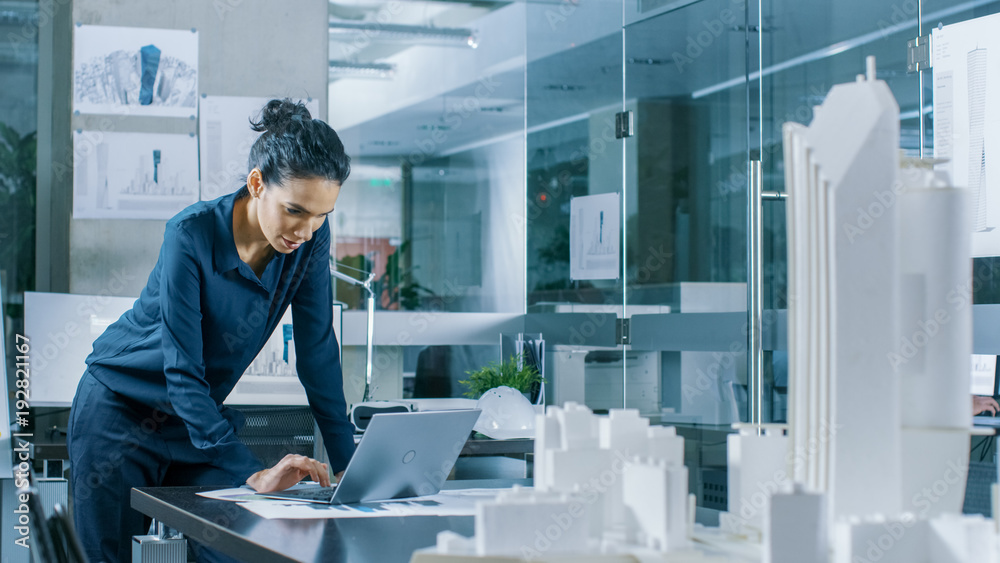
[250,98,312,134]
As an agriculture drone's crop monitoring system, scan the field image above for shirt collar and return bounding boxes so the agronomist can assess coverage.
[212,186,247,274]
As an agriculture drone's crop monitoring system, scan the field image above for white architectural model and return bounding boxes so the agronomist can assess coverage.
[780,57,987,563]
[414,57,994,563]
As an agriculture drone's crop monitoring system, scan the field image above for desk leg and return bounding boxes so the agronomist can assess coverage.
[132,520,187,563]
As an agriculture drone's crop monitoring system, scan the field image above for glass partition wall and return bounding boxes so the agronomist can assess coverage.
[327,0,999,509]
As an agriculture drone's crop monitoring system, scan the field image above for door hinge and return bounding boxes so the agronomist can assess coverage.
[615,111,634,139]
[616,318,631,346]
[907,34,932,72]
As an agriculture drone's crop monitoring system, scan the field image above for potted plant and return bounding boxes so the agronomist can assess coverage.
[459,353,543,401]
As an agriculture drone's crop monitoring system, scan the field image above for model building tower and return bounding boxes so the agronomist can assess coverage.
[782,58,977,562]
[784,57,904,520]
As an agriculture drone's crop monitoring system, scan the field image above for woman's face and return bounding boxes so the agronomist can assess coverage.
[255,176,341,254]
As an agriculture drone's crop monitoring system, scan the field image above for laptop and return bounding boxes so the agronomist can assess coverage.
[262,409,481,504]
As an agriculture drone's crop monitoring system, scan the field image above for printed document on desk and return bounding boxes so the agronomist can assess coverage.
[237,488,504,520]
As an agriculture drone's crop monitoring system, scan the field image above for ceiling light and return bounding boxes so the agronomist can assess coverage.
[329,20,478,49]
[328,60,396,80]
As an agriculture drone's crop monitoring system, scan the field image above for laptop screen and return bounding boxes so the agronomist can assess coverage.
[970,354,997,396]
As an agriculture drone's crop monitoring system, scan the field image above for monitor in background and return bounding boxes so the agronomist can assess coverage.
[971,354,997,396]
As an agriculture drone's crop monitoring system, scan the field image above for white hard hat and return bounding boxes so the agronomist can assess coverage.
[473,386,536,440]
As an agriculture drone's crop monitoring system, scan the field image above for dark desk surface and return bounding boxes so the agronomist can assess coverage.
[132,480,528,563]
[460,436,532,456]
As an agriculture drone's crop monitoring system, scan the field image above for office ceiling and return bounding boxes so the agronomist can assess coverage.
[329,0,1000,160]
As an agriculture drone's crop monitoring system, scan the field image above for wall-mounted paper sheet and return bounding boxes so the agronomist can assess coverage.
[25,291,341,406]
[73,130,199,220]
[570,193,620,280]
[74,25,198,117]
[933,13,1000,257]
[199,96,321,201]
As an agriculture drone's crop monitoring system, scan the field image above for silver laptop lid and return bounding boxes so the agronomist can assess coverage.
[331,409,481,504]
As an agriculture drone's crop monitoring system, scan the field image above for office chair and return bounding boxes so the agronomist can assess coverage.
[19,469,59,563]
[16,465,89,563]
[48,504,88,563]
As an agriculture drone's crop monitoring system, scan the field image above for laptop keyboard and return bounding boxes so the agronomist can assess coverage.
[266,486,338,502]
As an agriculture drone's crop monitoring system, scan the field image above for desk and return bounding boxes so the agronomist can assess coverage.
[131,480,528,563]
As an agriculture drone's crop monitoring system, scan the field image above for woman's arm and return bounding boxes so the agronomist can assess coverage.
[159,223,265,485]
[290,220,357,474]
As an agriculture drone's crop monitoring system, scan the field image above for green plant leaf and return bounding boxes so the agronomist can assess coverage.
[459,353,544,399]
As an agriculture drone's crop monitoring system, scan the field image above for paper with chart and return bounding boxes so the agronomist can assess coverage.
[570,193,620,280]
[73,131,199,219]
[73,25,198,117]
[199,96,321,201]
[233,488,503,520]
[933,13,1000,257]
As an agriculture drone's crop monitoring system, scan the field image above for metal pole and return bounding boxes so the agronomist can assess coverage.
[748,159,763,429]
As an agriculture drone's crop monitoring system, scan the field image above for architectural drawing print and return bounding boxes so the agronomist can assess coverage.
[73,25,198,117]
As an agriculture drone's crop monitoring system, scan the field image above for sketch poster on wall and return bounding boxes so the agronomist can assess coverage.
[570,193,620,280]
[74,25,198,117]
[199,96,320,201]
[73,130,199,220]
[933,12,1000,257]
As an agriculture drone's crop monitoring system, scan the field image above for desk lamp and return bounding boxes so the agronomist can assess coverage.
[329,260,376,402]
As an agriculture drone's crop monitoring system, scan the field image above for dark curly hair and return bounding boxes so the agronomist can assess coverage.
[247,98,351,187]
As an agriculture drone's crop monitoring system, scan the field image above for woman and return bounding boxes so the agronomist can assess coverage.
[68,99,356,562]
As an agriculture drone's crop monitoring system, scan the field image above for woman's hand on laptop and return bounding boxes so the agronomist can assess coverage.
[974,395,1000,416]
[246,454,331,492]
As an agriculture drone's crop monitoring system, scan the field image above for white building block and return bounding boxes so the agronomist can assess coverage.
[559,402,601,450]
[927,514,998,563]
[764,485,827,563]
[785,59,903,520]
[727,429,789,534]
[435,531,474,554]
[475,488,591,558]
[833,516,929,563]
[899,428,969,518]
[599,409,650,454]
[647,426,684,467]
[621,459,690,552]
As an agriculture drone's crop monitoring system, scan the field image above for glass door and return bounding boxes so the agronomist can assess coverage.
[524,1,626,413]
[757,0,923,424]
[622,0,753,511]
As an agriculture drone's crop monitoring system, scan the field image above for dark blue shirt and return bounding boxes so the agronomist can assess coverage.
[86,187,355,485]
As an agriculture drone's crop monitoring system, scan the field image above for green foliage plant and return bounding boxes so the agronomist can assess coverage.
[460,353,543,399]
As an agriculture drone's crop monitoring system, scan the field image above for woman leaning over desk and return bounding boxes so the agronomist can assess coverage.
[68,99,356,563]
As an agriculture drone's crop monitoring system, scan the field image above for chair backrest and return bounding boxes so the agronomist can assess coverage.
[48,504,88,563]
[234,405,317,467]
[17,467,59,563]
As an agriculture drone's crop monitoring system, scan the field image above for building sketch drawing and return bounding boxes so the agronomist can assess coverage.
[73,26,198,117]
[73,131,198,220]
[968,47,989,232]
